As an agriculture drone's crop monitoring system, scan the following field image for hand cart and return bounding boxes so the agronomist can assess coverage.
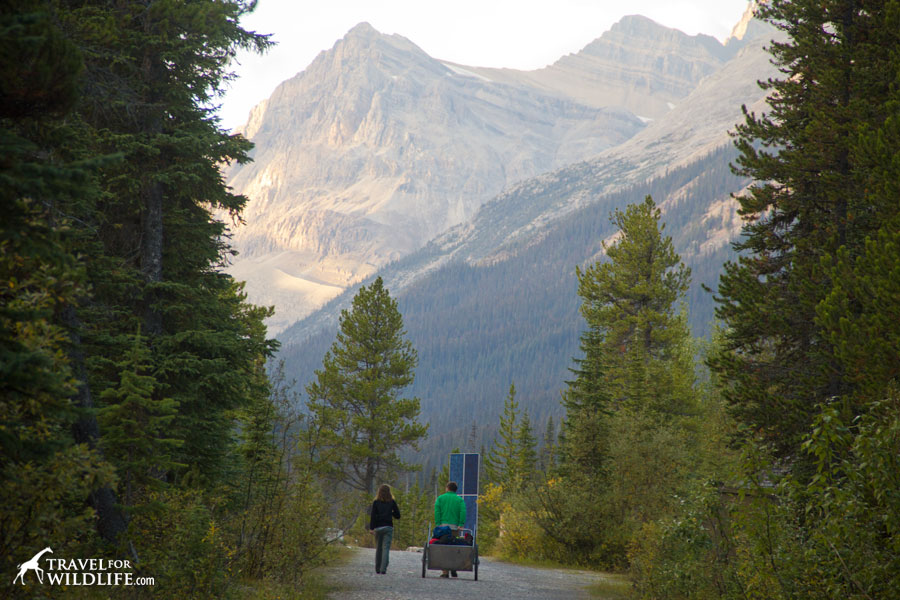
[421,525,479,580]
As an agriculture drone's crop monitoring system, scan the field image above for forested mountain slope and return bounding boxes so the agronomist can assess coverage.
[275,20,778,472]
[279,146,748,471]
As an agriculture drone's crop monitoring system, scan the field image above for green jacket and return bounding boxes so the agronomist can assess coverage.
[434,491,466,527]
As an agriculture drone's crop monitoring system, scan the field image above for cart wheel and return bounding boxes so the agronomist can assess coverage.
[421,546,427,578]
[474,544,479,581]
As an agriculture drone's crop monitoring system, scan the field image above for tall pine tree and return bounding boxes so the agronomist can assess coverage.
[545,196,696,566]
[569,196,693,423]
[306,277,427,495]
[712,0,900,462]
[61,0,275,487]
[1,0,116,570]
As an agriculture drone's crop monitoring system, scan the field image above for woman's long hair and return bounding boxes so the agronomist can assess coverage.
[375,484,393,502]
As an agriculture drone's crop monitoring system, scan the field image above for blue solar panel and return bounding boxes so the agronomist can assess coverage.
[463,496,478,533]
[464,454,479,495]
[449,453,480,536]
[449,453,464,485]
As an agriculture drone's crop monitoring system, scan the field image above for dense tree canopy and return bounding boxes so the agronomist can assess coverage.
[713,0,900,460]
[0,2,331,596]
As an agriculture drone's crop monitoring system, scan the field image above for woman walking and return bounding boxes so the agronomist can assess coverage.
[368,484,401,574]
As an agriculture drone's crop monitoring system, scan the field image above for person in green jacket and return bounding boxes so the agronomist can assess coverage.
[434,481,467,577]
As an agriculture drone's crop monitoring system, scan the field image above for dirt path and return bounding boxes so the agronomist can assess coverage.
[325,546,608,599]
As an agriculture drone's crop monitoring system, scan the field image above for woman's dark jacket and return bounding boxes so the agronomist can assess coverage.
[369,499,401,530]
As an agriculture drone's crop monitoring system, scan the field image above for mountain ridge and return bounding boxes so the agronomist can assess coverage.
[223,15,754,333]
[278,26,778,347]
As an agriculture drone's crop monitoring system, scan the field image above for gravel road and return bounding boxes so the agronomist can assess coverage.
[325,546,607,599]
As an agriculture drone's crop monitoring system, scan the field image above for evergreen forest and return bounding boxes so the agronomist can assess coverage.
[3,1,899,599]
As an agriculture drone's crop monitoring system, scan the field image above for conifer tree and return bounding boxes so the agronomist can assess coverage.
[713,0,900,461]
[576,196,693,415]
[0,0,116,563]
[544,196,696,565]
[306,277,427,495]
[2,0,275,552]
[485,384,521,488]
[98,333,181,506]
[515,410,538,482]
[60,0,276,485]
[539,417,556,472]
[559,327,611,473]
[692,4,900,595]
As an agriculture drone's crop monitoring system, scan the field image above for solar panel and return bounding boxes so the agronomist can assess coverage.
[448,452,480,535]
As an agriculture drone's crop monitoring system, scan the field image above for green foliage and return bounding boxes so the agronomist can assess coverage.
[59,0,277,489]
[1,0,332,596]
[0,2,116,587]
[485,384,529,488]
[797,393,900,598]
[123,487,231,599]
[306,276,427,495]
[817,216,900,402]
[628,482,744,600]
[98,333,182,507]
[637,3,900,598]
[480,384,545,558]
[515,411,538,482]
[226,363,331,587]
[539,416,557,472]
[630,391,900,600]
[535,195,700,568]
[575,196,693,416]
[712,0,900,461]
[0,1,83,118]
[389,481,433,549]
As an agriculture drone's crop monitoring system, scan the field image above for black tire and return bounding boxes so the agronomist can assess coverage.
[473,544,479,581]
[421,546,427,578]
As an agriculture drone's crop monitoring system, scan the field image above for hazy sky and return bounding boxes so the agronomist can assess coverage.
[218,0,752,130]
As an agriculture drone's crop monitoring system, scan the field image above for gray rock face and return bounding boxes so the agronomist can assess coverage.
[224,15,759,333]
[463,15,735,118]
[278,20,782,346]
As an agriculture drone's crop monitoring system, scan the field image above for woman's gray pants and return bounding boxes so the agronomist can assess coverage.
[374,526,394,573]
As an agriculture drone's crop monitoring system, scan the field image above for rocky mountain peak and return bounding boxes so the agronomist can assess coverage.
[223,16,766,334]
[345,21,379,38]
[580,13,730,64]
[325,21,432,66]
[726,1,769,45]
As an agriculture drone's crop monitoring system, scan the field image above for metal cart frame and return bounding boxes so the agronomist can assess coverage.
[421,525,479,580]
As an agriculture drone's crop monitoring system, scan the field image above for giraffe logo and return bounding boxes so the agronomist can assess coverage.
[12,547,53,585]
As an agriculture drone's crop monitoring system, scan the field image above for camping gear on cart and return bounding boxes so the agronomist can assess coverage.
[422,453,480,580]
[422,526,479,579]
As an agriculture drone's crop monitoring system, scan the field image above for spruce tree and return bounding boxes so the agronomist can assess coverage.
[98,333,181,507]
[713,0,900,461]
[514,410,538,483]
[0,0,118,563]
[306,277,427,495]
[572,195,693,418]
[539,416,556,472]
[1,0,274,551]
[62,0,275,485]
[485,383,521,488]
[547,196,696,565]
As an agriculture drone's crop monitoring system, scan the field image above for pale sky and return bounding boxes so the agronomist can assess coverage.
[218,0,752,131]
